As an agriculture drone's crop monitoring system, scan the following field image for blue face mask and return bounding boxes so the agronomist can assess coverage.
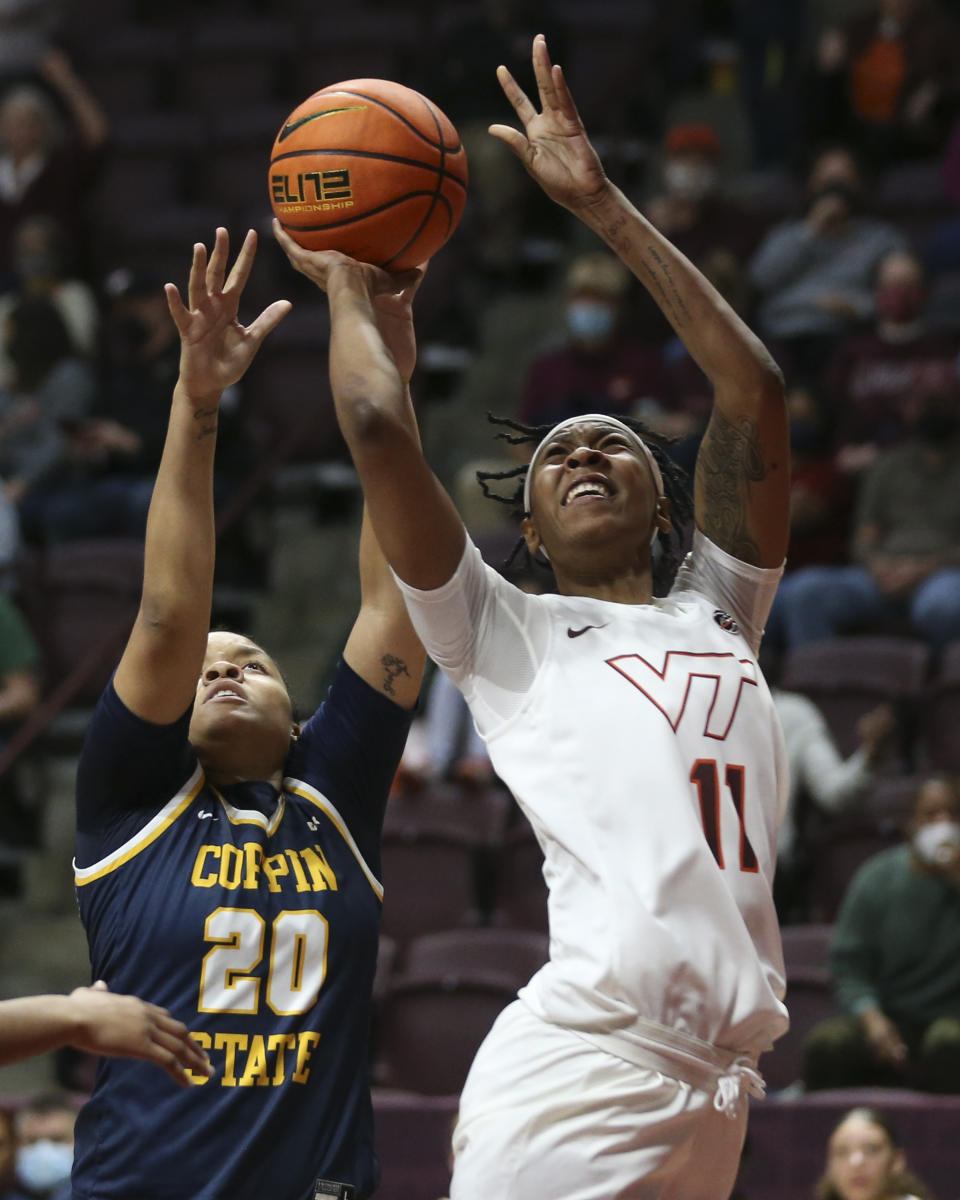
[16,1139,74,1194]
[566,300,616,343]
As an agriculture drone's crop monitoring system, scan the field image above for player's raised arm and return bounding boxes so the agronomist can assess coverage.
[273,224,466,593]
[492,35,789,568]
[113,229,290,723]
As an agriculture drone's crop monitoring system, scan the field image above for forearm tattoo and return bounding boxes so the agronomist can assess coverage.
[193,406,218,439]
[696,408,767,564]
[380,653,410,696]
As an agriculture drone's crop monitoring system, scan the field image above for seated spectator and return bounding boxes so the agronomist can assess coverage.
[645,122,763,271]
[826,247,960,472]
[803,775,960,1093]
[0,294,93,512]
[518,251,675,430]
[13,1092,74,1200]
[784,383,856,569]
[773,689,894,923]
[0,214,99,387]
[0,49,108,275]
[815,1106,930,1200]
[19,265,255,545]
[749,145,907,381]
[773,390,960,650]
[806,0,960,169]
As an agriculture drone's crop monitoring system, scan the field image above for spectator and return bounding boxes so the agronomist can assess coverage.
[815,1106,930,1200]
[772,689,894,922]
[0,49,108,275]
[519,251,678,431]
[0,294,93,512]
[803,775,960,1092]
[825,247,960,472]
[13,1092,73,1200]
[749,145,907,381]
[773,389,960,650]
[645,122,762,271]
[19,265,257,546]
[807,0,960,168]
[0,214,99,387]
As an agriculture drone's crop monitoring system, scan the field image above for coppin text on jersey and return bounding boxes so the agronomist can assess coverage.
[190,842,339,892]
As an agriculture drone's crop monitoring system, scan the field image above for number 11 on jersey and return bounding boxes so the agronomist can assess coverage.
[690,759,758,872]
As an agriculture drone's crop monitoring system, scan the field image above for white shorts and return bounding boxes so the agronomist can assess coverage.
[449,1001,748,1200]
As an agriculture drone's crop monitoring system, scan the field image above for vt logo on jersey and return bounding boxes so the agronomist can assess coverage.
[607,650,757,739]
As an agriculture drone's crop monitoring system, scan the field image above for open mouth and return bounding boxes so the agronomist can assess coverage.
[205,684,247,704]
[563,476,613,506]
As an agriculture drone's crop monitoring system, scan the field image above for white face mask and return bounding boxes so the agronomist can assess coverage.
[663,160,718,201]
[912,819,960,866]
[16,1138,74,1194]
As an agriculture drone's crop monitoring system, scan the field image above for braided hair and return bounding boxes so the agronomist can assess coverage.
[476,413,694,596]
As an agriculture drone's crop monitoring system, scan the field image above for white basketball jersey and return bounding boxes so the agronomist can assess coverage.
[397,531,789,1059]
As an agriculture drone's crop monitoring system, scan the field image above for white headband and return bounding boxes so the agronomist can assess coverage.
[522,414,665,541]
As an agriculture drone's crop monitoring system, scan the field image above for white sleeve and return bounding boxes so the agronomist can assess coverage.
[392,538,550,731]
[776,691,872,813]
[671,529,784,655]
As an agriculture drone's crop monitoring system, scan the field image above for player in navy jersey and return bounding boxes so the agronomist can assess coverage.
[70,228,425,1200]
[275,36,791,1200]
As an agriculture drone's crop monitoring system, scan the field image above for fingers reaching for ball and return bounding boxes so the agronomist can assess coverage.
[273,219,422,299]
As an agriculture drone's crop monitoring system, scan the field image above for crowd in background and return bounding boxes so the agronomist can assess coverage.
[0,0,958,1189]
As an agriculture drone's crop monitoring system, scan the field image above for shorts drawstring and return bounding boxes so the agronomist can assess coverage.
[712,1057,765,1120]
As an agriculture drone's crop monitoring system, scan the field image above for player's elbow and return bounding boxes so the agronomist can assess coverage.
[336,381,406,448]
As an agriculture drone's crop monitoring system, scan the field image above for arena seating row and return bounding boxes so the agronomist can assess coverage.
[369,922,837,1099]
[369,1085,960,1199]
[15,533,960,775]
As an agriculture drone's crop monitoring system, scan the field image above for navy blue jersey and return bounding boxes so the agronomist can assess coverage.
[71,659,412,1200]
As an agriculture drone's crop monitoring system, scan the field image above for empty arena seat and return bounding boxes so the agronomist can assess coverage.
[923,641,960,770]
[779,923,833,974]
[490,815,549,934]
[781,637,930,757]
[375,965,520,1095]
[806,807,904,923]
[379,784,511,945]
[18,539,144,706]
[401,927,548,988]
[371,1089,457,1200]
[760,968,838,1094]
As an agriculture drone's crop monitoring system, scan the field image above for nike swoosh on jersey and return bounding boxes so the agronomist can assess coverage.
[567,624,607,638]
[277,105,367,142]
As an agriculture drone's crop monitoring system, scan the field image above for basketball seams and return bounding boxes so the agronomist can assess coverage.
[316,86,463,155]
[383,92,446,269]
[277,189,453,236]
[270,77,467,268]
[270,146,467,190]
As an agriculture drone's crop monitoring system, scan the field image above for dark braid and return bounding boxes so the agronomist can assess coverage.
[476,413,695,595]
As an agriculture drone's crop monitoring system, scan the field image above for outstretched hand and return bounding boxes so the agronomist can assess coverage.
[165,227,291,399]
[273,219,424,382]
[69,981,214,1087]
[490,33,608,213]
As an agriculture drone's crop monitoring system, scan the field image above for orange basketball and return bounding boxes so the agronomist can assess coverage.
[269,78,468,270]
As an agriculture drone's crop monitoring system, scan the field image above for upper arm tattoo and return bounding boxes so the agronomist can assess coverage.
[695,407,767,564]
[380,653,411,697]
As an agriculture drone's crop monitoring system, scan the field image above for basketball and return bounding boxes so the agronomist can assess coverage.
[269,78,468,270]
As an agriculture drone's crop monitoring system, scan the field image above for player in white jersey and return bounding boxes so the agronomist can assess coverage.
[274,33,790,1200]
